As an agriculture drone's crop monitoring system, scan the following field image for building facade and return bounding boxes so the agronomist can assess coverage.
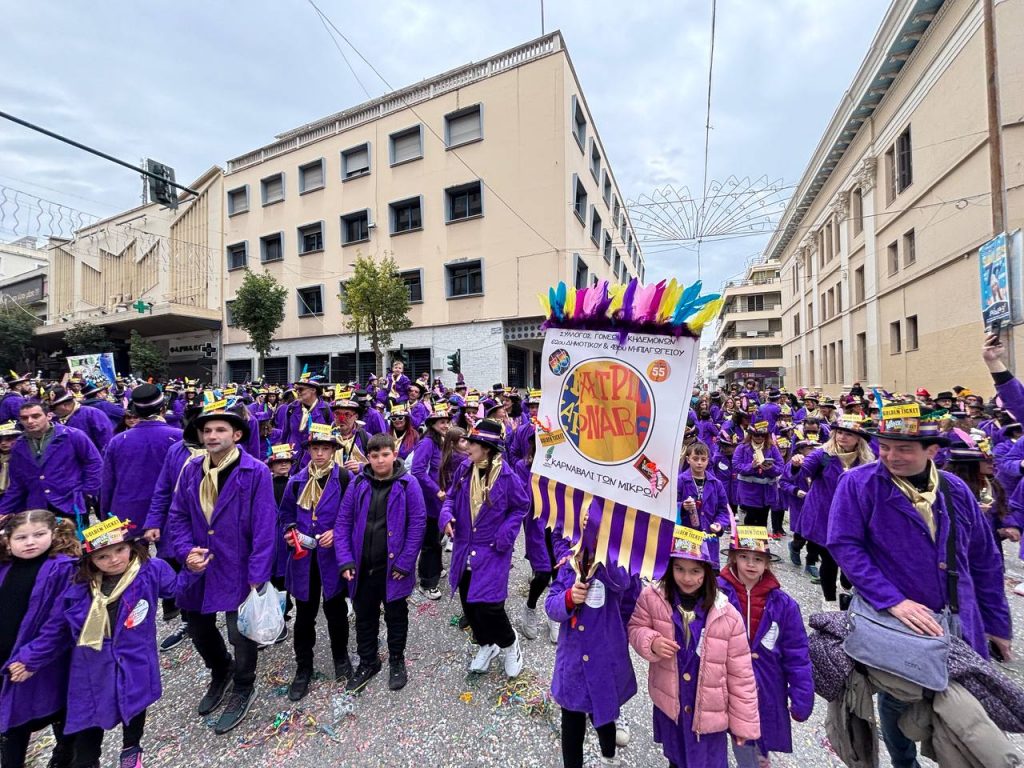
[772,0,1023,396]
[0,237,49,324]
[709,256,784,389]
[220,32,644,388]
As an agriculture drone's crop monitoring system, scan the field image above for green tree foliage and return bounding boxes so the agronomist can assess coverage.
[128,329,168,381]
[0,307,40,372]
[340,253,412,375]
[231,268,287,374]
[63,320,113,354]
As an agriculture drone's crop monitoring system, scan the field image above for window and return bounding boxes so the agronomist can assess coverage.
[225,300,237,327]
[603,231,612,264]
[590,140,601,182]
[851,187,863,235]
[390,126,423,165]
[809,349,815,386]
[887,241,899,275]
[856,332,868,378]
[837,340,844,383]
[746,295,765,312]
[793,312,801,336]
[896,126,913,193]
[826,289,834,319]
[890,320,902,354]
[571,95,586,151]
[338,281,349,313]
[907,315,919,350]
[821,346,828,382]
[613,249,622,278]
[398,269,423,304]
[590,207,602,246]
[341,143,370,179]
[298,222,324,254]
[602,171,612,207]
[262,357,289,386]
[446,260,483,298]
[226,242,247,271]
[903,229,916,265]
[261,173,284,205]
[884,147,896,205]
[298,159,325,193]
[824,220,834,262]
[341,210,370,245]
[446,181,482,222]
[807,301,814,327]
[613,198,621,229]
[574,255,589,290]
[820,293,827,319]
[226,359,252,382]
[445,105,482,147]
[620,218,627,245]
[260,232,283,263]
[835,282,842,313]
[854,266,865,303]
[227,186,249,216]
[297,285,324,317]
[389,197,423,234]
[572,174,587,224]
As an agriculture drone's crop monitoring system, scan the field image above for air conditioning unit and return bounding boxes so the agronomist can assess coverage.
[432,355,445,370]
[746,331,759,337]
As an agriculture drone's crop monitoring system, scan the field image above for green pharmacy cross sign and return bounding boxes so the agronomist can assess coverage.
[132,299,153,314]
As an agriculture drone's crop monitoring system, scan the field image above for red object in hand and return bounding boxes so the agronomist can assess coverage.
[287,528,310,560]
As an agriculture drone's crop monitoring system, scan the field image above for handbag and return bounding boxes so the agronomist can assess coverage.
[843,474,961,691]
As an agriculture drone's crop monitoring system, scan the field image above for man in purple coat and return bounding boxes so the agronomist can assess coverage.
[46,385,112,452]
[80,380,125,427]
[827,405,1012,768]
[0,401,101,521]
[0,372,31,423]
[167,401,277,735]
[280,378,331,472]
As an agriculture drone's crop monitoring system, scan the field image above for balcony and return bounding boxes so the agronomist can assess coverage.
[716,357,785,373]
[718,331,782,354]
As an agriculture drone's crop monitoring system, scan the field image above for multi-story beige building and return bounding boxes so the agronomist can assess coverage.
[220,32,644,387]
[34,167,225,379]
[709,256,785,389]
[774,0,1022,395]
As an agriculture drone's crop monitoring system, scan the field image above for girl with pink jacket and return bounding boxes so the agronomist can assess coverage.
[628,531,760,767]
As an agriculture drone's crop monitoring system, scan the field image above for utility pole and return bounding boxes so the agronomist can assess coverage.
[982,0,1006,234]
[540,0,545,35]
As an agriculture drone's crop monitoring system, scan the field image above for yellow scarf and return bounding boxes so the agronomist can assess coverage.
[78,556,141,651]
[299,403,314,432]
[890,462,939,540]
[199,448,240,524]
[0,453,9,493]
[752,440,765,464]
[336,432,366,466]
[470,456,503,523]
[835,449,859,469]
[297,461,334,516]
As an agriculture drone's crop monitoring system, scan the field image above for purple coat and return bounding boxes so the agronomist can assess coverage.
[757,402,782,432]
[514,457,550,572]
[377,373,410,405]
[167,452,277,613]
[0,424,101,516]
[142,440,195,558]
[360,408,387,437]
[709,450,737,508]
[279,464,350,602]
[732,442,783,509]
[10,557,176,733]
[334,465,426,603]
[0,392,25,424]
[82,397,125,428]
[676,469,730,564]
[778,459,810,531]
[696,419,718,448]
[996,376,1024,424]
[545,563,638,727]
[994,438,1024,498]
[828,463,1012,657]
[439,460,529,603]
[281,400,333,471]
[101,419,182,523]
[409,400,430,430]
[507,420,536,466]
[794,449,861,546]
[410,435,444,519]
[64,404,113,452]
[0,555,76,730]
[718,578,814,753]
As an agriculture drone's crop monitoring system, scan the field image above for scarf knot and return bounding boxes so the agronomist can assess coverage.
[78,557,142,650]
[470,456,503,523]
[199,448,240,523]
[297,462,334,515]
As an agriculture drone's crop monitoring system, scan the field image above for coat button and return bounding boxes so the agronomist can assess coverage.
[208,529,215,535]
[683,672,692,681]
[578,625,585,632]
[470,550,476,556]
[938,561,947,571]
[43,489,50,494]
[39,475,44,480]
[582,654,589,662]
[751,652,759,659]
[684,705,693,714]
[388,531,393,537]
[388,553,394,559]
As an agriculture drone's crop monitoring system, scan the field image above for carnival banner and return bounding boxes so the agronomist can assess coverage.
[66,353,116,385]
[531,326,698,521]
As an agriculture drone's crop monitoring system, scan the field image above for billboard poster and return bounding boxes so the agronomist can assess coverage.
[66,353,117,385]
[980,232,1010,331]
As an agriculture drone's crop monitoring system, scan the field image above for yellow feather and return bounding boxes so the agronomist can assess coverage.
[687,299,723,333]
[658,280,682,323]
[538,294,552,317]
[565,287,577,317]
[607,284,626,315]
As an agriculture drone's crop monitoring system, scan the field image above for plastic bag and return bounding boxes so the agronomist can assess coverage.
[237,583,286,644]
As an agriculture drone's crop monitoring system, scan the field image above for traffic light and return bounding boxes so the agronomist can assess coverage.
[146,159,178,210]
[447,349,461,375]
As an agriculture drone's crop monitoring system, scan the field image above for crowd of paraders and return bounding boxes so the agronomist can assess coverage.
[0,333,1023,768]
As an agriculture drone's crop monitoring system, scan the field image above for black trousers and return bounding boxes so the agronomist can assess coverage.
[792,534,821,566]
[417,517,443,590]
[770,506,785,535]
[270,575,294,620]
[816,546,851,602]
[741,505,770,527]
[1,712,72,768]
[458,570,515,648]
[561,708,616,768]
[73,710,145,768]
[185,610,258,691]
[161,557,182,620]
[293,556,349,667]
[352,568,408,665]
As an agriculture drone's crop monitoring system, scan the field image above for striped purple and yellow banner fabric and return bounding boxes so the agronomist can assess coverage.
[531,474,676,580]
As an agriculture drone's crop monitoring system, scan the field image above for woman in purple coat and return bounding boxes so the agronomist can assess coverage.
[440,420,529,678]
[710,437,739,508]
[718,528,813,766]
[795,416,874,608]
[7,518,175,768]
[733,422,783,528]
[0,511,79,768]
[388,407,419,462]
[545,540,637,768]
[781,436,821,580]
[410,405,450,600]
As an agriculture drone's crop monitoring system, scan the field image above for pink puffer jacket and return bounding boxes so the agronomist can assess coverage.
[628,585,760,741]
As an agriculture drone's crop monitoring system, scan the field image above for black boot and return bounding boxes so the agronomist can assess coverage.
[334,655,353,682]
[288,665,313,702]
[345,661,381,693]
[388,656,408,691]
[198,659,234,716]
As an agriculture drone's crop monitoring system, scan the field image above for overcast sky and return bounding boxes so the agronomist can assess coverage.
[0,0,889,296]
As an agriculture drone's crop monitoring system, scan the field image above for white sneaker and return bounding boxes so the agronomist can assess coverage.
[614,719,630,747]
[548,617,560,644]
[421,586,442,601]
[503,631,524,678]
[520,605,540,640]
[469,644,500,673]
[599,758,622,767]
[444,539,453,553]
[1014,582,1024,597]
[346,597,355,620]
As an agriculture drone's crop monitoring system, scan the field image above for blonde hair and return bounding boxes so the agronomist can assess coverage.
[822,431,874,464]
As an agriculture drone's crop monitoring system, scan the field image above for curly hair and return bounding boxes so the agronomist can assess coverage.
[0,509,81,562]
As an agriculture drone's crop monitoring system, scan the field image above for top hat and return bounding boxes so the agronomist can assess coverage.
[466,418,505,452]
[875,403,948,445]
[728,525,771,555]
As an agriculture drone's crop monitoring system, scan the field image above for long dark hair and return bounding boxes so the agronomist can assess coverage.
[659,559,717,613]
[440,426,467,490]
[947,462,1009,524]
[426,418,446,448]
[75,540,150,584]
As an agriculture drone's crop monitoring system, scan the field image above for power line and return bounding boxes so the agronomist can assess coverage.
[696,0,718,281]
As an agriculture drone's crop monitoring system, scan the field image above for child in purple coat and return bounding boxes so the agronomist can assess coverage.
[7,518,175,768]
[780,437,821,581]
[0,510,79,768]
[676,442,731,571]
[513,436,559,643]
[545,531,637,768]
[718,527,814,767]
[410,405,451,600]
[733,422,783,528]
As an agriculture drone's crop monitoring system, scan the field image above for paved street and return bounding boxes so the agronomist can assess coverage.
[24,532,1024,768]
